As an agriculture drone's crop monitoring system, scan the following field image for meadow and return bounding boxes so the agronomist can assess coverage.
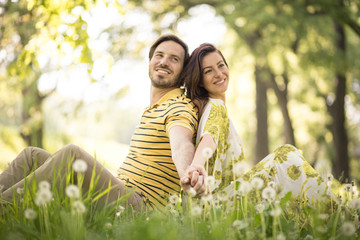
[0,159,359,240]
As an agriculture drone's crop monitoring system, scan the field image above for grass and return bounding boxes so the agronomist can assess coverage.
[0,165,359,240]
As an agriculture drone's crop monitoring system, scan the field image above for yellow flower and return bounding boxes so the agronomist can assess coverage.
[302,162,318,178]
[287,165,301,181]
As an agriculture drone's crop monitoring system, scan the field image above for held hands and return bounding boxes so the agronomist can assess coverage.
[180,164,207,198]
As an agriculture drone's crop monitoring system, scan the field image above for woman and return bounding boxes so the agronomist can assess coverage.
[181,43,334,205]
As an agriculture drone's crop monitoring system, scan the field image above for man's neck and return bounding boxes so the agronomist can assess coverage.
[150,86,177,106]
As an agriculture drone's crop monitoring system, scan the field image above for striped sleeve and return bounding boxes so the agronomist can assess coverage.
[165,102,198,134]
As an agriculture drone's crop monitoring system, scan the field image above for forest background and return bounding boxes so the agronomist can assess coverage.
[0,0,359,184]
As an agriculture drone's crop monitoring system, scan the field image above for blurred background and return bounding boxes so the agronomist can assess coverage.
[0,0,359,182]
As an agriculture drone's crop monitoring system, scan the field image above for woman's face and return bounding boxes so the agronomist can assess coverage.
[201,52,229,101]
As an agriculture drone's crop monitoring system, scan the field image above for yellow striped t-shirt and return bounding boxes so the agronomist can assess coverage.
[117,88,198,209]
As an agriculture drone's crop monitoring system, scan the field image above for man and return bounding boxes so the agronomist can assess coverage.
[0,34,206,211]
[118,34,206,209]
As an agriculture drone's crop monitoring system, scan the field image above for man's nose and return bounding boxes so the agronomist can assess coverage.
[159,56,169,66]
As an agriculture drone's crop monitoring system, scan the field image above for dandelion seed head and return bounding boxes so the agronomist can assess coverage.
[24,208,37,220]
[232,219,248,230]
[201,194,213,203]
[317,213,329,220]
[217,191,228,201]
[165,204,173,211]
[169,194,179,204]
[104,222,112,228]
[341,221,356,236]
[202,147,213,159]
[35,189,53,206]
[118,205,125,213]
[304,235,314,240]
[316,226,328,233]
[270,207,282,217]
[267,181,276,189]
[344,184,352,192]
[238,181,251,195]
[72,200,86,214]
[250,177,264,190]
[205,176,215,188]
[16,187,24,195]
[170,209,179,217]
[39,180,51,190]
[188,187,197,198]
[191,205,202,217]
[233,162,249,176]
[276,233,286,240]
[262,187,276,202]
[73,159,87,173]
[255,204,265,213]
[349,198,360,210]
[66,184,80,199]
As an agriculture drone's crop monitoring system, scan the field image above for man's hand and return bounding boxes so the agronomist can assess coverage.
[180,164,207,198]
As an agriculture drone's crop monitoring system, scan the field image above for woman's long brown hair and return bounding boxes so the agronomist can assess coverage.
[182,43,228,116]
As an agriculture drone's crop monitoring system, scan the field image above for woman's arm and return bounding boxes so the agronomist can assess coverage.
[180,133,217,196]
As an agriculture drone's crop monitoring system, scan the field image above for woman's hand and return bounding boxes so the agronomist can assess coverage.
[180,164,207,198]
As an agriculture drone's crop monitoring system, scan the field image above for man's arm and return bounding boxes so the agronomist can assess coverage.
[169,126,206,196]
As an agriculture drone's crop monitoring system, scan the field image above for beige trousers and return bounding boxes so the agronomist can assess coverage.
[0,144,145,211]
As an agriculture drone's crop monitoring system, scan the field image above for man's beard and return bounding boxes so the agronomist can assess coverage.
[150,73,180,89]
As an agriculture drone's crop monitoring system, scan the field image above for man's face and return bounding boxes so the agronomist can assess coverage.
[149,41,185,89]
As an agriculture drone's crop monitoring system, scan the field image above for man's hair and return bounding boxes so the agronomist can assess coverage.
[149,34,190,66]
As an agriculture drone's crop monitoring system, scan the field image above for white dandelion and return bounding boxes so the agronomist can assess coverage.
[233,162,249,176]
[238,181,252,195]
[217,191,229,201]
[344,184,352,192]
[35,188,53,206]
[349,198,360,210]
[188,187,197,198]
[66,184,80,199]
[262,187,276,202]
[165,204,174,211]
[304,235,314,240]
[255,204,265,214]
[201,194,213,203]
[341,221,356,236]
[250,177,264,190]
[24,208,37,220]
[270,207,282,217]
[317,213,329,220]
[16,187,24,195]
[202,147,213,159]
[170,209,179,217]
[39,180,51,190]
[118,205,125,213]
[232,219,248,230]
[72,200,86,214]
[191,205,202,217]
[205,176,215,188]
[276,233,286,240]
[72,159,88,173]
[169,194,179,204]
[267,181,276,189]
[104,222,112,228]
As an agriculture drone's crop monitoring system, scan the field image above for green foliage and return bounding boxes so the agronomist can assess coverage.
[1,166,360,239]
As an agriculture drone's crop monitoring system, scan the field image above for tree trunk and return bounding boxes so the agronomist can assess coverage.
[269,71,296,146]
[329,19,349,181]
[20,75,43,148]
[255,66,269,163]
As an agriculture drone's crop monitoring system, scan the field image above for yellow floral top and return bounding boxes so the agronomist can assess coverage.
[196,98,245,192]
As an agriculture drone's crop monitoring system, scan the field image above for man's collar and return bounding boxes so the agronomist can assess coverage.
[151,88,184,107]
